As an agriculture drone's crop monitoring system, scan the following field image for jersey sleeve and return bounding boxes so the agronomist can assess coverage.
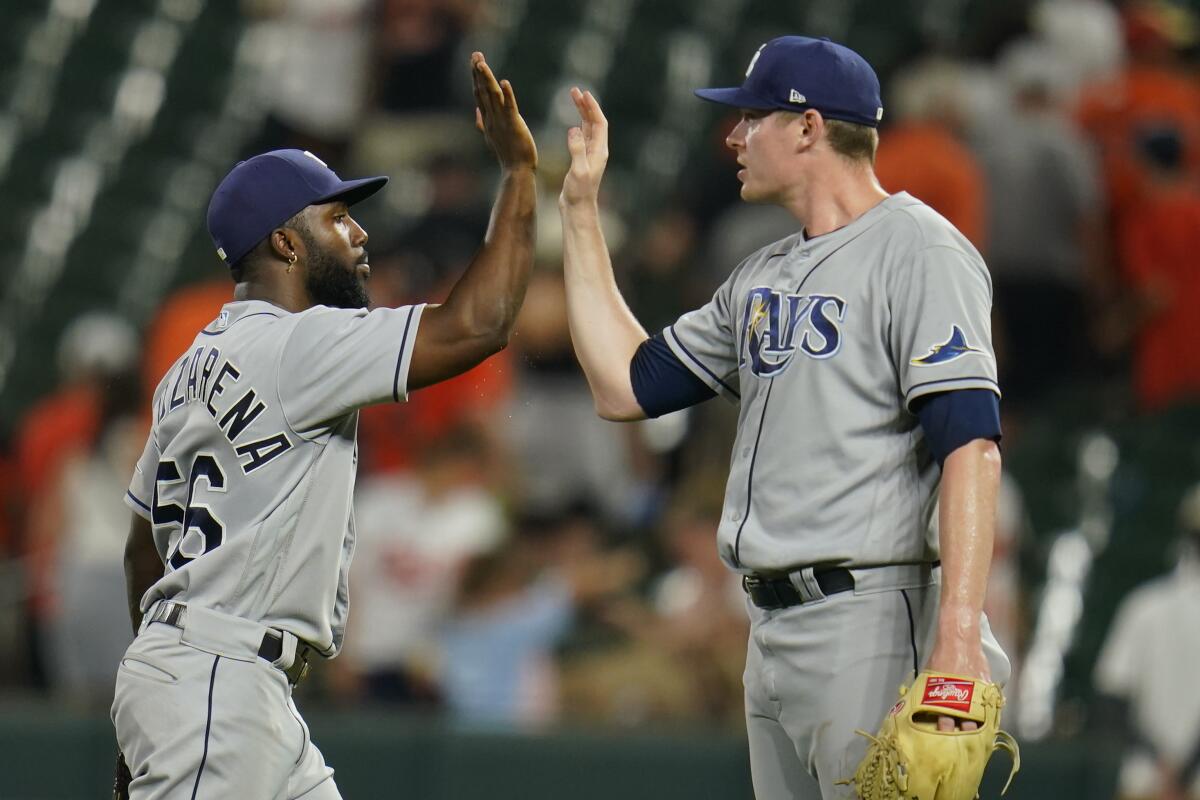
[889,245,998,409]
[629,333,718,418]
[278,303,425,435]
[661,275,741,403]
[125,431,159,520]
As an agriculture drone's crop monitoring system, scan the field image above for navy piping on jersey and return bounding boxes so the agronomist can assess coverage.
[667,325,740,399]
[905,376,1000,405]
[126,490,151,514]
[731,379,775,567]
[199,311,281,336]
[392,306,417,402]
[190,656,220,800]
[901,589,919,678]
[630,333,717,418]
[732,229,872,567]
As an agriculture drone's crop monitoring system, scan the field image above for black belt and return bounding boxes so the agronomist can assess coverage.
[742,568,855,610]
[742,561,941,610]
[148,602,312,686]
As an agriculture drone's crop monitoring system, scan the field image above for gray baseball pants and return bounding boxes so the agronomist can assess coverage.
[112,604,340,799]
[743,565,1010,799]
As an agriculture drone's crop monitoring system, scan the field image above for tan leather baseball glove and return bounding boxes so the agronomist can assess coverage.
[838,671,1020,800]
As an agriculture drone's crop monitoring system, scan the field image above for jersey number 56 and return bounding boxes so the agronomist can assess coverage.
[152,454,227,570]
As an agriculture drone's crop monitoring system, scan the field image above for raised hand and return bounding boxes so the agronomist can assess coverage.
[561,87,609,207]
[471,52,537,172]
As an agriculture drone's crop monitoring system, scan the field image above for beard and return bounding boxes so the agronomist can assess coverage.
[304,246,369,309]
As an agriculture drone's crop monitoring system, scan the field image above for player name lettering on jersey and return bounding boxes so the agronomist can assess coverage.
[739,286,847,377]
[156,345,293,474]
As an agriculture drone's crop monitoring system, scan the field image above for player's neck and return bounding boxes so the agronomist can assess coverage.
[783,166,888,238]
[233,279,313,314]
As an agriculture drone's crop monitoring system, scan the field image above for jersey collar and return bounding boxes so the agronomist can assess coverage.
[202,299,285,335]
[773,192,906,259]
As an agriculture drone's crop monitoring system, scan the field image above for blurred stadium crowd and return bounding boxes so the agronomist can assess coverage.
[2,0,1200,795]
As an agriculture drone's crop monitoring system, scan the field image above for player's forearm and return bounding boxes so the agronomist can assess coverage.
[935,439,1001,652]
[440,166,537,354]
[560,200,648,420]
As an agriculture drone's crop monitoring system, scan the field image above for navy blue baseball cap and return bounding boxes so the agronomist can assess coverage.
[695,36,883,128]
[206,149,388,266]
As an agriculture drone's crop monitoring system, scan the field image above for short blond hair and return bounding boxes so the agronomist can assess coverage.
[824,119,879,164]
[777,111,880,165]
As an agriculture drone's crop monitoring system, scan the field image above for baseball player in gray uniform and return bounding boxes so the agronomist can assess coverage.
[559,37,1009,799]
[113,53,536,799]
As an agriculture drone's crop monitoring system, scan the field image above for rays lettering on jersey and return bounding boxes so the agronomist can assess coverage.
[157,345,293,474]
[739,287,848,377]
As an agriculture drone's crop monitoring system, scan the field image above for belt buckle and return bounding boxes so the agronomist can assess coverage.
[287,648,311,686]
[294,659,310,686]
[743,574,785,610]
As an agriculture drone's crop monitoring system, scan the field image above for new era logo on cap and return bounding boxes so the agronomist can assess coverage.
[695,35,884,128]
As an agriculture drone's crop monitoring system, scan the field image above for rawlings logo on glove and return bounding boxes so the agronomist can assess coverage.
[838,671,1020,800]
[922,677,974,711]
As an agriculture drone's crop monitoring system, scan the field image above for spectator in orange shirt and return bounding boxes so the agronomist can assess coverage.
[1115,126,1200,410]
[141,279,231,398]
[1075,1,1200,224]
[355,249,514,477]
[15,313,140,508]
[13,312,139,685]
[874,58,987,252]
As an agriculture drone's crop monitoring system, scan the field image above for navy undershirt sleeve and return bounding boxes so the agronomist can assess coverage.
[913,389,1002,467]
[630,332,718,418]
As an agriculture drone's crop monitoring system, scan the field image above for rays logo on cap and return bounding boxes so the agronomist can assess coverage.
[910,325,986,366]
[745,43,767,77]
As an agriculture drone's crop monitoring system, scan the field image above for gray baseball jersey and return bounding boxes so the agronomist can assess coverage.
[124,298,425,656]
[665,192,997,573]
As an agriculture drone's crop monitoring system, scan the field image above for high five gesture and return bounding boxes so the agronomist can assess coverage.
[472,52,537,173]
[561,87,609,207]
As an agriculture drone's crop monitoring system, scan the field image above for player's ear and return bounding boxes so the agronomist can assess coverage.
[794,109,823,153]
[269,228,299,265]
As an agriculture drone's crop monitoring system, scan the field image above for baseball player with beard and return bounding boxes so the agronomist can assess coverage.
[112,52,536,799]
[559,36,1011,799]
